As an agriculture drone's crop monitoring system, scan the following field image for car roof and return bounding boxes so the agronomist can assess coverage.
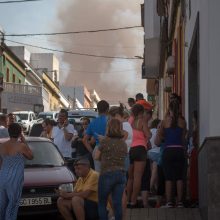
[25,136,52,142]
[68,110,98,117]
[38,111,58,114]
[0,137,52,143]
[13,111,34,114]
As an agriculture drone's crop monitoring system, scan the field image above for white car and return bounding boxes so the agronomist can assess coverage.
[68,109,98,124]
[37,111,59,121]
[13,111,37,134]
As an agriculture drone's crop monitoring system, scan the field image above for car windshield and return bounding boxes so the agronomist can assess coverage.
[25,141,64,167]
[38,114,53,120]
[29,123,43,137]
[15,115,22,122]
[15,113,28,120]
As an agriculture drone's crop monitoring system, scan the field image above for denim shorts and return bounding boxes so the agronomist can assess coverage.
[147,150,160,164]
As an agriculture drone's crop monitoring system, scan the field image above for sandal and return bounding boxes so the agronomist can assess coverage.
[176,202,184,208]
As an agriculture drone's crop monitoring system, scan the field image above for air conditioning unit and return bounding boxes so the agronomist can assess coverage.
[164,76,173,93]
[144,38,160,79]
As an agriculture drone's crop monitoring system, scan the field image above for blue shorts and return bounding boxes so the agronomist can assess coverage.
[147,150,160,164]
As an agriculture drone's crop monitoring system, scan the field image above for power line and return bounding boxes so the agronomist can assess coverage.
[8,35,144,49]
[5,25,142,37]
[0,0,42,3]
[5,39,143,60]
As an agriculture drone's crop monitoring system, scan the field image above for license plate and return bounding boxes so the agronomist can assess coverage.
[20,197,52,206]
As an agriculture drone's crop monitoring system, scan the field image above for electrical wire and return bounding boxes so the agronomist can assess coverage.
[5,39,144,60]
[0,0,42,3]
[8,35,144,49]
[5,25,142,37]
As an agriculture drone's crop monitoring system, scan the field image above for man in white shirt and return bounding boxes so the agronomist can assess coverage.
[51,109,75,159]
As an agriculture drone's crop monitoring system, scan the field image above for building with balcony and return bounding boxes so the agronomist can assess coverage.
[142,0,186,119]
[1,82,43,113]
[144,1,220,219]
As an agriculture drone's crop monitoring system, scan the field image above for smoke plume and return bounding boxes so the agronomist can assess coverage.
[55,0,145,104]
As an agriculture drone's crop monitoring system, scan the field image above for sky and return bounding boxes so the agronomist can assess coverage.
[0,0,145,104]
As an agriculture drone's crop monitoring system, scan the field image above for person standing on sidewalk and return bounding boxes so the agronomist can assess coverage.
[51,109,75,159]
[0,123,33,220]
[83,100,109,172]
[94,118,127,220]
[155,101,186,208]
[127,104,151,208]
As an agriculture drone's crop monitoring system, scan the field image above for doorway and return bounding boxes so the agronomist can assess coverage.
[188,14,199,138]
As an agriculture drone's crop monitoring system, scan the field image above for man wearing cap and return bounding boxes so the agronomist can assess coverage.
[57,158,99,220]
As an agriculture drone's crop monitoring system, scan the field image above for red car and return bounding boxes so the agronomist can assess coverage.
[0,137,76,216]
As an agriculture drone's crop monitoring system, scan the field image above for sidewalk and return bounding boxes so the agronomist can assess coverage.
[126,208,201,220]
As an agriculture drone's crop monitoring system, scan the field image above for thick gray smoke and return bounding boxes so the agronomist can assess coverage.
[55,0,145,104]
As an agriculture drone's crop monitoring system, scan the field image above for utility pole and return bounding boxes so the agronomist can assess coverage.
[0,30,5,112]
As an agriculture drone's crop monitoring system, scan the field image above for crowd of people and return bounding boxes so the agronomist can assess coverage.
[0,92,199,220]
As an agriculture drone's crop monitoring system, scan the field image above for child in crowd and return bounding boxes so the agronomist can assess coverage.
[95,118,127,220]
[147,119,161,192]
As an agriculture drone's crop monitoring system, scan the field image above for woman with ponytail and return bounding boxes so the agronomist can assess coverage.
[155,100,186,208]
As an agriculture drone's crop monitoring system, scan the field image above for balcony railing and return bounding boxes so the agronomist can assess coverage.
[3,82,42,96]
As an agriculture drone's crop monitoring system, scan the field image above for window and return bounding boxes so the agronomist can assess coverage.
[6,68,9,82]
[54,71,57,82]
[12,74,15,83]
[19,79,21,84]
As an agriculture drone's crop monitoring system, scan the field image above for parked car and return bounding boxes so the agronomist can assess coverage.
[29,121,82,137]
[13,111,37,134]
[28,119,44,137]
[68,109,98,124]
[0,137,76,216]
[37,111,59,121]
